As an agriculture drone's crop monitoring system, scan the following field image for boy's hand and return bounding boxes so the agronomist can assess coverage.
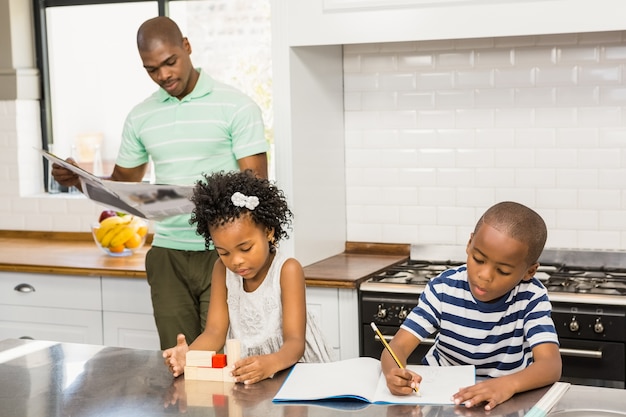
[384,367,422,396]
[162,333,189,377]
[452,378,515,410]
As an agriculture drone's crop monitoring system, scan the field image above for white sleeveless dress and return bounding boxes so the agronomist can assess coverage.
[225,249,335,363]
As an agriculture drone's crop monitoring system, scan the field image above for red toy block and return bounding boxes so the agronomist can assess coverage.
[212,353,227,368]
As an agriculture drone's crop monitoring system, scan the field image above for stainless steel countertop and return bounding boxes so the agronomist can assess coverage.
[1,338,624,417]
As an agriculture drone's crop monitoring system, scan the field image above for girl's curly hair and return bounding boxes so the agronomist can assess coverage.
[190,170,293,251]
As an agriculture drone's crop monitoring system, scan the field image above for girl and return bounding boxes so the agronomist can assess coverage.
[163,170,334,384]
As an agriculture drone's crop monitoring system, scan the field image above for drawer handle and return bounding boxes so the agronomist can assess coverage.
[14,283,36,293]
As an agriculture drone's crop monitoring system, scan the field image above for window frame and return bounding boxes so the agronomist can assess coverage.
[33,0,169,191]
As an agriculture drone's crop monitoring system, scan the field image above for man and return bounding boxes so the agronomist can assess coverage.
[52,16,268,350]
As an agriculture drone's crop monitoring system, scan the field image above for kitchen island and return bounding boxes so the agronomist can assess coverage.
[2,338,625,417]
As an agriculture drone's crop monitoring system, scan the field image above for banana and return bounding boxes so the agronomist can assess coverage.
[109,223,140,248]
[96,215,132,242]
[100,223,128,247]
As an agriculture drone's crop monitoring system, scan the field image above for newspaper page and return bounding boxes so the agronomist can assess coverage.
[40,149,195,220]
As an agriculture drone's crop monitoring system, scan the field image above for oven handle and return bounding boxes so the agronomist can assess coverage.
[375,334,436,346]
[559,347,603,359]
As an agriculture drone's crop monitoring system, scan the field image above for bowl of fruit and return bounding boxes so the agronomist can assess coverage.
[92,210,149,256]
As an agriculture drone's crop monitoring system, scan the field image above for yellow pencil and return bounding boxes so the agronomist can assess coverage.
[370,322,419,394]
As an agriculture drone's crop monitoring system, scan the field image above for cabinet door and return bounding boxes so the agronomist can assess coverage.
[0,304,103,344]
[0,272,101,310]
[101,277,159,349]
[102,311,160,350]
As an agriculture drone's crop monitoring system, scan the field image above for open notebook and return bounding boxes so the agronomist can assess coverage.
[273,357,475,405]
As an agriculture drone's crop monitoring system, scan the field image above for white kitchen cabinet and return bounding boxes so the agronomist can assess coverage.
[306,287,359,360]
[282,0,626,46]
[0,272,103,344]
[101,277,159,350]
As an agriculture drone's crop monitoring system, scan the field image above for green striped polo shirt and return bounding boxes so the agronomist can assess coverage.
[116,69,268,250]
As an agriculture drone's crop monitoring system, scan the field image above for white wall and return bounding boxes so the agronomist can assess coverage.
[343,32,626,250]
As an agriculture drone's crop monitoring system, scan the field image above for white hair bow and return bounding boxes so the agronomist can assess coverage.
[231,192,259,210]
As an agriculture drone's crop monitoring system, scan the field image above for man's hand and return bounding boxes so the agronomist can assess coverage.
[51,157,81,189]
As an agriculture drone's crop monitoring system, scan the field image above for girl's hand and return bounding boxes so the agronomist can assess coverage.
[162,333,189,377]
[452,378,515,410]
[384,367,422,396]
[231,355,275,385]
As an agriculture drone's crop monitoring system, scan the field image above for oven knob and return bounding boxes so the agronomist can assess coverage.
[593,318,604,334]
[568,317,579,332]
[376,305,388,319]
[398,306,409,320]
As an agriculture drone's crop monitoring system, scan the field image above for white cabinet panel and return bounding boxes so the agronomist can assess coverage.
[0,304,103,344]
[101,277,159,349]
[306,287,359,360]
[0,272,101,310]
[103,312,159,350]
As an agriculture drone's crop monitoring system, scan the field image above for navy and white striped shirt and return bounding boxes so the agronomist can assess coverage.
[401,265,559,378]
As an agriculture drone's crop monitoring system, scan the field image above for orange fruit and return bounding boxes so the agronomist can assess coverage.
[137,225,148,237]
[109,244,125,253]
[124,233,143,249]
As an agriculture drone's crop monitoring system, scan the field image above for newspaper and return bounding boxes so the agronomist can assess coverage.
[40,149,195,221]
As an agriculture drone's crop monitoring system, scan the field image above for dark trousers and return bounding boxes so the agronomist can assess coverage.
[145,246,219,350]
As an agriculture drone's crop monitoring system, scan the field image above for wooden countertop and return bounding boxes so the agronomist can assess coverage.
[0,231,409,288]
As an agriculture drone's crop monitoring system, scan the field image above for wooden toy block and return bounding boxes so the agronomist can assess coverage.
[196,366,226,381]
[222,366,236,383]
[186,350,215,367]
[226,339,241,364]
[212,353,227,368]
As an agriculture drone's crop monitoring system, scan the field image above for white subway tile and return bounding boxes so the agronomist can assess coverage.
[398,168,437,187]
[363,205,400,222]
[380,73,416,90]
[577,230,621,249]
[514,87,556,107]
[382,224,418,244]
[343,73,379,91]
[534,107,578,128]
[398,53,434,69]
[494,188,536,206]
[416,71,455,91]
[535,66,577,86]
[475,129,514,147]
[536,189,578,208]
[603,45,626,60]
[494,68,535,87]
[475,168,516,186]
[436,90,474,108]
[557,46,599,63]
[515,128,556,147]
[515,168,556,187]
[399,206,437,225]
[455,109,494,128]
[556,209,598,229]
[578,66,622,85]
[555,86,599,106]
[416,149,456,168]
[494,148,535,167]
[556,128,599,147]
[344,110,381,129]
[380,149,418,168]
[398,129,437,147]
[397,92,435,109]
[347,222,382,242]
[361,54,398,72]
[437,168,475,187]
[416,109,456,128]
[362,129,398,147]
[419,187,457,205]
[599,169,626,189]
[474,49,513,67]
[438,206,476,226]
[456,148,495,168]
[456,187,495,207]
[436,129,475,147]
[600,210,626,230]
[474,88,514,107]
[380,110,417,128]
[361,91,397,110]
[536,149,578,168]
[556,169,598,188]
[494,108,534,128]
[456,70,495,88]
[599,128,626,147]
[578,106,622,127]
[515,47,556,65]
[416,224,458,244]
[381,187,418,205]
[436,51,473,68]
[546,229,578,249]
[578,189,622,209]
[599,86,626,106]
[343,54,361,73]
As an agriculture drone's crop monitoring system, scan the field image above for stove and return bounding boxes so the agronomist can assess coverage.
[359,245,626,389]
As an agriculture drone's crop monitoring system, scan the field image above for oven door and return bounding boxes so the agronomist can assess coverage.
[559,338,625,389]
[361,324,435,365]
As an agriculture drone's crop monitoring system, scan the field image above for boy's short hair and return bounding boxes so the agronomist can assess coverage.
[474,201,547,265]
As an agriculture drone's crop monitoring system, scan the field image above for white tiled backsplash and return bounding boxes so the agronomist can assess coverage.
[343,31,626,250]
[1,31,626,251]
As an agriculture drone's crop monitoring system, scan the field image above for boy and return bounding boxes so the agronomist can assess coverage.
[381,201,561,411]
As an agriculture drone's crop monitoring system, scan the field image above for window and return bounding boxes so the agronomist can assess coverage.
[36,0,273,191]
